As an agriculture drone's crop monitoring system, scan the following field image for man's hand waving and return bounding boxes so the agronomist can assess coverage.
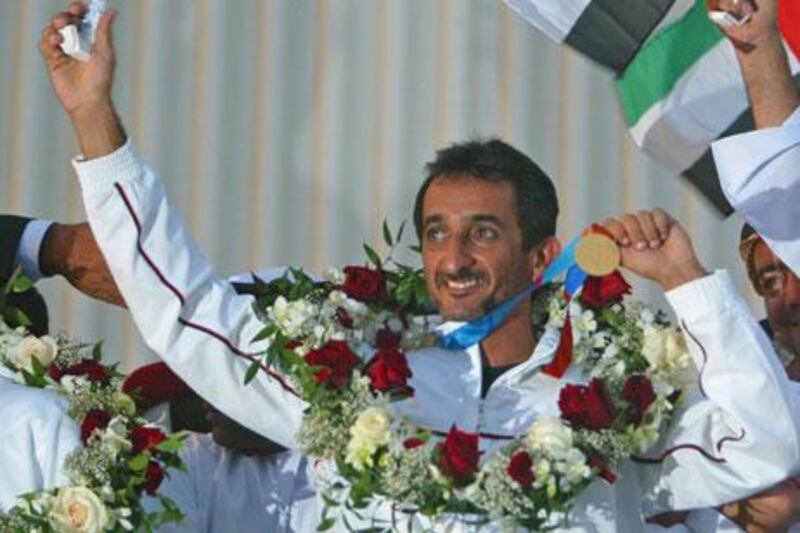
[602,209,708,291]
[39,2,126,159]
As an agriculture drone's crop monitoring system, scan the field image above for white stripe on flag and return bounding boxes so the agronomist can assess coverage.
[501,0,590,43]
[648,0,694,39]
[631,40,800,173]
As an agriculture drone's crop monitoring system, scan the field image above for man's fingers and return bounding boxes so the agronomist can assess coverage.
[636,211,662,249]
[651,208,672,240]
[602,218,630,247]
[52,12,82,30]
[94,9,117,55]
[620,214,647,250]
[67,1,88,17]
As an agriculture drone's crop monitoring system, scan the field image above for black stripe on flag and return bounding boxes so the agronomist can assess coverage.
[684,74,800,216]
[564,0,676,74]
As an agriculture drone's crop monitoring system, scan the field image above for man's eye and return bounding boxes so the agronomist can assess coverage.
[426,227,446,243]
[473,226,498,241]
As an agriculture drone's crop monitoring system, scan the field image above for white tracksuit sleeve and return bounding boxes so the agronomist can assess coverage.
[712,105,800,276]
[637,271,800,513]
[72,141,306,449]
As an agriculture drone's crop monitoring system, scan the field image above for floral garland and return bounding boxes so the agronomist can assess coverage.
[0,277,185,532]
[239,228,695,531]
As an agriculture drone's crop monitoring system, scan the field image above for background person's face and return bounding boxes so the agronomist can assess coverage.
[420,175,535,321]
[751,242,800,350]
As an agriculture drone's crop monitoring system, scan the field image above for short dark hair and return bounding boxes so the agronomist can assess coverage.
[413,139,559,251]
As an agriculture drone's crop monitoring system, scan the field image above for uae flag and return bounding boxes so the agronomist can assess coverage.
[503,0,800,214]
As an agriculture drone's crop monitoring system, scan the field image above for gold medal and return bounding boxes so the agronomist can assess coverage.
[574,233,620,277]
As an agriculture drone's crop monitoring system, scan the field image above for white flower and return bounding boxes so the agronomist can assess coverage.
[100,416,133,459]
[526,417,573,458]
[323,267,346,285]
[8,335,58,372]
[50,486,110,533]
[351,407,391,447]
[345,407,391,471]
[642,328,690,376]
[268,297,318,339]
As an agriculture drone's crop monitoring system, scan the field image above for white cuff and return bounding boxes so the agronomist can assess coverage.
[17,219,54,280]
[72,139,140,197]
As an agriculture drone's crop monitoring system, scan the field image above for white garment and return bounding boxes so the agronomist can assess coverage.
[0,372,81,511]
[712,105,800,276]
[145,433,318,533]
[73,142,800,531]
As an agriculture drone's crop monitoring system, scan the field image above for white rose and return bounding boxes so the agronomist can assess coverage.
[345,407,391,472]
[526,417,573,458]
[50,486,110,533]
[8,335,58,372]
[351,407,391,447]
[642,328,690,375]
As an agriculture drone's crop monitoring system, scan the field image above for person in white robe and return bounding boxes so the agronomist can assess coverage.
[0,373,82,511]
[36,3,800,530]
[709,0,800,276]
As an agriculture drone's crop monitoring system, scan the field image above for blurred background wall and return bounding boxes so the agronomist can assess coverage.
[1,0,751,370]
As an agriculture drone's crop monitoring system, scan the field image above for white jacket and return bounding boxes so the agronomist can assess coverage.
[0,373,82,510]
[73,142,800,531]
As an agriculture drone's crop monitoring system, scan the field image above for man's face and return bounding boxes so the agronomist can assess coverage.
[750,241,800,341]
[420,175,536,321]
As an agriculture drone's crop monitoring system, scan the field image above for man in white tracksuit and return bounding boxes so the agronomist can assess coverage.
[37,3,800,530]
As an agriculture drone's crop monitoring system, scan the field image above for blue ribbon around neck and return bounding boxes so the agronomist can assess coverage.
[436,235,588,351]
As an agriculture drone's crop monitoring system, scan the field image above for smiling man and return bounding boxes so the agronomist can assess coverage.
[36,2,800,530]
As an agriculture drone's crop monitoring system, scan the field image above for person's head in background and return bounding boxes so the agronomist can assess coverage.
[740,223,800,364]
[123,362,285,457]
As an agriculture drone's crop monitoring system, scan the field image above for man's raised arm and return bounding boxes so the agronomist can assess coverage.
[707,0,799,127]
[709,0,800,276]
[39,3,306,448]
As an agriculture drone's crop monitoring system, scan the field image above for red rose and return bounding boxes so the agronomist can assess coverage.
[49,359,108,383]
[584,378,618,430]
[130,426,167,455]
[367,348,413,396]
[558,378,617,430]
[403,437,425,449]
[580,270,631,308]
[80,409,112,444]
[142,461,165,495]
[304,340,360,389]
[342,266,386,302]
[558,383,586,426]
[335,307,354,329]
[621,374,656,424]
[375,326,401,349]
[436,425,480,486]
[507,451,535,488]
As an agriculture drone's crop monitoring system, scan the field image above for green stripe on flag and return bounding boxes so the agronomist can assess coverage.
[616,0,723,126]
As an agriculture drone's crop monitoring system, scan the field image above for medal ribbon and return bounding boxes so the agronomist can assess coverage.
[437,225,611,378]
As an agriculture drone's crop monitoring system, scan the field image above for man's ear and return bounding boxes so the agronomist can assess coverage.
[529,236,561,280]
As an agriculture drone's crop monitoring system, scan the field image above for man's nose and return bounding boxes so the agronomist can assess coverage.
[441,236,475,273]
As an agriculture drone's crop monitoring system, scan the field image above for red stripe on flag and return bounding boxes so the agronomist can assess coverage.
[780,0,800,60]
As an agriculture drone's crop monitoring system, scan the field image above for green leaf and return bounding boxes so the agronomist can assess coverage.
[382,220,393,248]
[408,244,422,255]
[244,360,261,385]
[395,220,407,246]
[92,341,104,362]
[363,244,382,268]
[317,517,337,531]
[11,275,34,294]
[252,324,278,343]
[4,306,32,329]
[128,453,150,472]
[156,436,185,454]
